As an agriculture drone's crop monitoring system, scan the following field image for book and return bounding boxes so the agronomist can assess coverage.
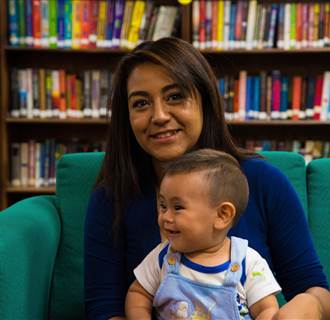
[127,1,146,48]
[96,0,107,47]
[120,0,134,48]
[40,0,49,47]
[152,6,178,41]
[25,0,34,46]
[292,76,302,120]
[112,0,125,47]
[49,0,57,48]
[10,68,20,117]
[57,0,65,47]
[320,71,330,121]
[72,0,82,49]
[10,143,21,187]
[63,0,72,47]
[8,0,19,46]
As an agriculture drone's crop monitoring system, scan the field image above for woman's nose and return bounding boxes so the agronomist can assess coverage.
[151,99,170,125]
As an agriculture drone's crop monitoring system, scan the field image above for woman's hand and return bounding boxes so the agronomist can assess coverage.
[274,293,322,320]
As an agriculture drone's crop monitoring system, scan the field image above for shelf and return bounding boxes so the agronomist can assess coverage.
[227,120,330,126]
[5,46,130,54]
[6,186,56,194]
[6,117,330,126]
[202,48,330,55]
[6,46,330,55]
[6,117,109,124]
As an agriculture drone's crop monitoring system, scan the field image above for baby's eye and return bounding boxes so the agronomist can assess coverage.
[132,99,148,109]
[174,204,184,211]
[159,203,167,212]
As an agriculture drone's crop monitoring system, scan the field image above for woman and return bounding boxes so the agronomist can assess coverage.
[84,37,329,320]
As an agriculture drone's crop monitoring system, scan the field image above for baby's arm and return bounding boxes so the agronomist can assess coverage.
[249,294,279,320]
[125,280,153,320]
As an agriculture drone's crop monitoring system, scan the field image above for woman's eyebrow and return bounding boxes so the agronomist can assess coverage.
[161,83,180,93]
[128,91,149,101]
[128,83,180,101]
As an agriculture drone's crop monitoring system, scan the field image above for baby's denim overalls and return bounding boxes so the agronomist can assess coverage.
[153,237,252,319]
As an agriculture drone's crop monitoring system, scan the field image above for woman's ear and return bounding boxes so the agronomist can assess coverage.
[214,202,236,230]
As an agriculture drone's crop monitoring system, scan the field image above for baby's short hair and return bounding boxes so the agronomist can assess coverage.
[162,149,249,225]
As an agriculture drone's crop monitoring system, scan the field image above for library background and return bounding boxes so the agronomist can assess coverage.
[1,0,330,210]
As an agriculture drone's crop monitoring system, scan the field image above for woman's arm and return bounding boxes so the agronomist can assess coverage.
[125,280,153,320]
[258,162,329,319]
[273,287,330,320]
[84,188,127,319]
[249,294,279,320]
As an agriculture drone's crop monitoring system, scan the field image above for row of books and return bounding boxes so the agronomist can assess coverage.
[245,139,330,163]
[193,1,330,50]
[218,71,330,121]
[9,139,105,188]
[9,138,329,188]
[8,0,179,49]
[10,68,112,119]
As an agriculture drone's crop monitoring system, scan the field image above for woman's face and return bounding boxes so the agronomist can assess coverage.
[127,63,203,166]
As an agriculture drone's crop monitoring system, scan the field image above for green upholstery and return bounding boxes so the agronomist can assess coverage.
[261,151,308,214]
[0,196,60,319]
[307,159,330,284]
[0,151,328,319]
[49,152,104,319]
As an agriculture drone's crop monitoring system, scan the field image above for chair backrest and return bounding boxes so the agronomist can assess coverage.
[49,152,104,319]
[307,158,330,283]
[50,151,308,318]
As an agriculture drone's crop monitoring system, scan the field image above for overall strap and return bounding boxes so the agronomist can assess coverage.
[223,237,248,287]
[162,244,181,274]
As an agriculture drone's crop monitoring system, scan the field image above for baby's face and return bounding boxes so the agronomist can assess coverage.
[158,171,219,253]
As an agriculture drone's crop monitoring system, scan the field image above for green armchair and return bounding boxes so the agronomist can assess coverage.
[0,151,329,319]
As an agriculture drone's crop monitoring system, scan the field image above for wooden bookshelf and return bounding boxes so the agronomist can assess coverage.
[1,1,330,209]
[7,186,55,194]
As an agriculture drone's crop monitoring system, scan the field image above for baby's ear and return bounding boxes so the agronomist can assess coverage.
[214,202,236,230]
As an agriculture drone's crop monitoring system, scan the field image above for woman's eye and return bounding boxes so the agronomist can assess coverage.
[132,99,148,109]
[167,92,183,102]
[159,203,167,211]
[174,205,184,211]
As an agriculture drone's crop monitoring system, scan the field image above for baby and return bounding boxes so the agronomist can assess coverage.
[126,149,281,319]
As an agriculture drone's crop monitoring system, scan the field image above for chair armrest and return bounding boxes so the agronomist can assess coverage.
[0,195,61,319]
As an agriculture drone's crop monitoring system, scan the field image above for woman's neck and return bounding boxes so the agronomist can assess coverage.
[152,158,169,185]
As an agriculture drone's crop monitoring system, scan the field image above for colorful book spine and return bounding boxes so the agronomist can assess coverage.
[80,0,91,48]
[32,0,41,47]
[8,0,19,46]
[292,76,302,120]
[128,1,145,48]
[320,71,330,121]
[88,1,99,48]
[63,0,72,48]
[18,0,26,46]
[313,75,323,120]
[57,0,65,48]
[40,0,49,47]
[105,0,114,48]
[280,75,289,119]
[72,0,82,49]
[112,0,125,47]
[48,0,57,48]
[271,70,281,119]
[96,0,107,47]
[25,0,34,46]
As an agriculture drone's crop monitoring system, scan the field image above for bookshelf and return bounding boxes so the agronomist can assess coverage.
[1,0,330,209]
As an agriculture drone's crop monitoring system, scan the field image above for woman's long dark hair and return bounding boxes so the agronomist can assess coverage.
[97,37,255,238]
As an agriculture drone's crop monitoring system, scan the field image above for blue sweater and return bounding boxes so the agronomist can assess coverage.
[84,158,328,319]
